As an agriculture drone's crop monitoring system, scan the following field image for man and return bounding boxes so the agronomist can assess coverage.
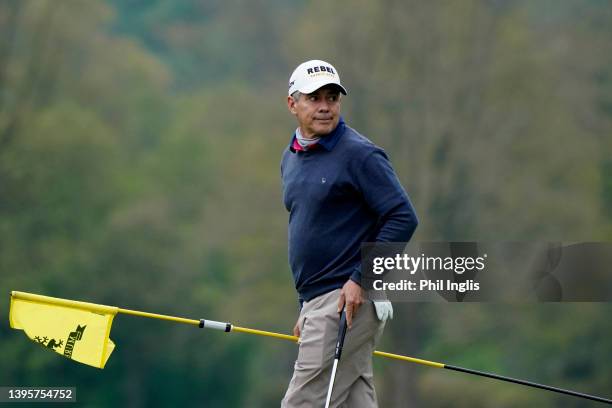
[280,59,418,407]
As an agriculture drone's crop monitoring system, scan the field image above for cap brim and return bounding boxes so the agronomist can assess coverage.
[298,80,347,95]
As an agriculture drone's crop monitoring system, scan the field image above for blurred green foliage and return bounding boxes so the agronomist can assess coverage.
[1,0,611,406]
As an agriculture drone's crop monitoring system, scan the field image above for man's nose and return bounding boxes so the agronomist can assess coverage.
[317,100,330,112]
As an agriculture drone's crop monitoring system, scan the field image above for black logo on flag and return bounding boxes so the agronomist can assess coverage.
[63,325,87,358]
[34,336,64,350]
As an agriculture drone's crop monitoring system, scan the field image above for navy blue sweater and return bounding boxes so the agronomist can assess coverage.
[281,118,418,302]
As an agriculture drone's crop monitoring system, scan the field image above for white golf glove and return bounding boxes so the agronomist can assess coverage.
[373,301,393,322]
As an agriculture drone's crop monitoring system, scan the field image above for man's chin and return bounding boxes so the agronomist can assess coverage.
[313,121,336,136]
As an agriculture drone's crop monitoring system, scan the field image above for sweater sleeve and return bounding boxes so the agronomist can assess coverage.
[350,149,419,283]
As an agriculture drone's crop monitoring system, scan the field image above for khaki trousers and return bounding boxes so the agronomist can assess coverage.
[281,289,385,408]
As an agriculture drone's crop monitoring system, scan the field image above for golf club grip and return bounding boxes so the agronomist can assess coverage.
[335,311,348,359]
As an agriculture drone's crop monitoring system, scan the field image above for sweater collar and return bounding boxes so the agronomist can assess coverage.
[289,117,346,152]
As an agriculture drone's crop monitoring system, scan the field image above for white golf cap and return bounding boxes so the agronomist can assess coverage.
[288,59,347,96]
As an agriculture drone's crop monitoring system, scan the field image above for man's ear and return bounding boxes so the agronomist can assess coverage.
[287,96,298,115]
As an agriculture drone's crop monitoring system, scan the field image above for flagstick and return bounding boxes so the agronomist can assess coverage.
[116,308,612,404]
[118,308,300,341]
[443,365,612,404]
[12,291,611,404]
[118,308,200,326]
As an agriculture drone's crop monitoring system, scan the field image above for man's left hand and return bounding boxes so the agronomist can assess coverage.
[337,279,363,329]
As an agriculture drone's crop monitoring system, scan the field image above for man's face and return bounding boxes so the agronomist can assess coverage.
[287,85,342,138]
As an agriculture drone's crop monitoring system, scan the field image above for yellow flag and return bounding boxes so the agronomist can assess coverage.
[9,291,118,369]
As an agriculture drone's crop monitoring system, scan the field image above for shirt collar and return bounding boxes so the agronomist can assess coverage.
[288,117,346,153]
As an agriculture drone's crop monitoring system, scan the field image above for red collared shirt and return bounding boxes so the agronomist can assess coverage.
[292,137,320,152]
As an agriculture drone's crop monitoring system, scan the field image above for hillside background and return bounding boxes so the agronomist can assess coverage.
[1,1,611,406]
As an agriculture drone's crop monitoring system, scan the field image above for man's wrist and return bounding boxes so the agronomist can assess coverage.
[349,273,361,286]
